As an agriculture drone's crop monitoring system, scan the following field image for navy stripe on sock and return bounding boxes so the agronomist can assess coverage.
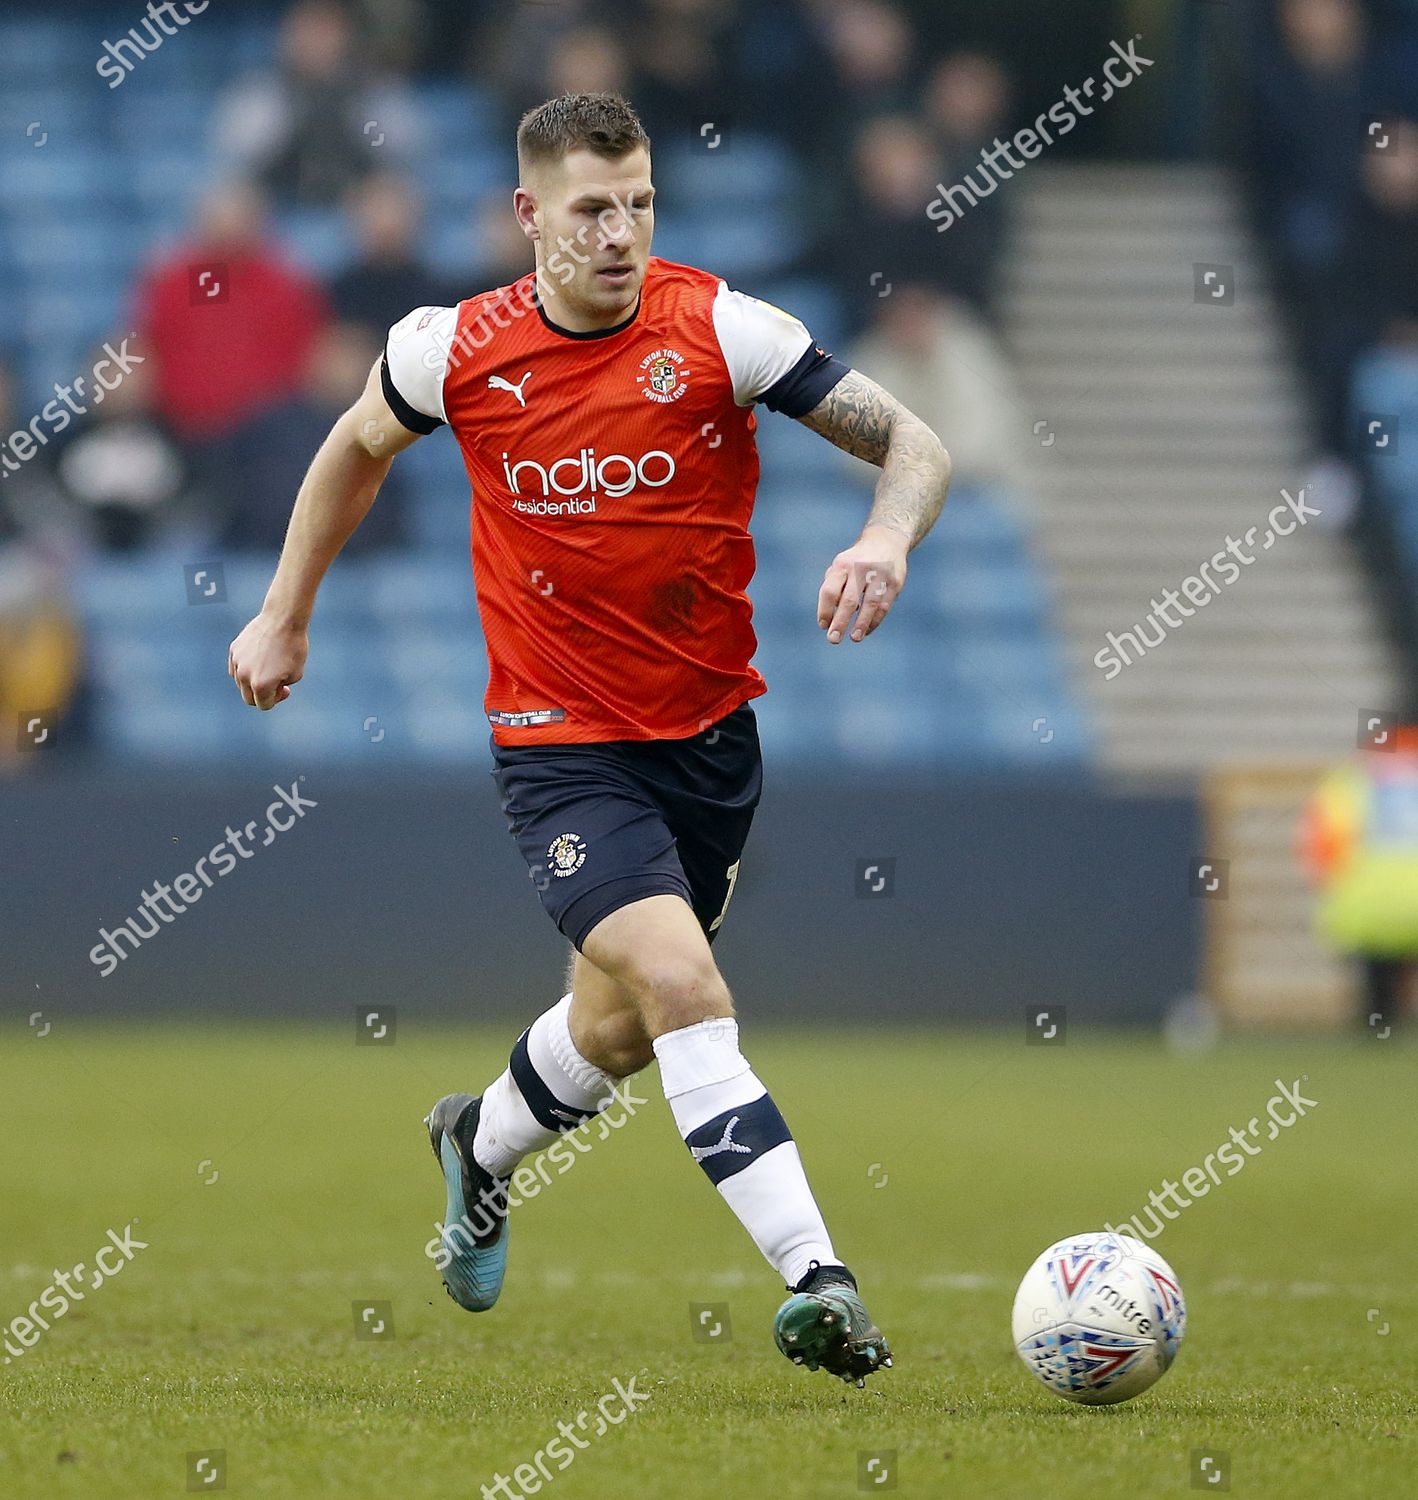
[684,1094,793,1185]
[509,1030,599,1133]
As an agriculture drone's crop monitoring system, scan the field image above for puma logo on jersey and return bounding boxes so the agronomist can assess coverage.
[690,1115,752,1162]
[488,371,532,407]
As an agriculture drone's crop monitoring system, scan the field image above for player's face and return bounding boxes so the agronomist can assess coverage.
[526,146,655,327]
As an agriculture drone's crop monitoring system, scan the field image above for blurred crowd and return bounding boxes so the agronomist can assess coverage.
[0,0,1028,582]
[0,0,1035,766]
[1240,0,1418,467]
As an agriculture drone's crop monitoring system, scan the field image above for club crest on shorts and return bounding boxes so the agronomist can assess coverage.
[547,832,587,877]
[637,346,689,403]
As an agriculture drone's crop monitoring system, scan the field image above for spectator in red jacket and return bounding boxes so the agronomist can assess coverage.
[133,180,328,445]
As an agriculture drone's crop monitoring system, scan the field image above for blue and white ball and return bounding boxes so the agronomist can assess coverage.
[1011,1232,1186,1404]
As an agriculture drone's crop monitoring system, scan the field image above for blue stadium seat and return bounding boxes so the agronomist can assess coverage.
[409,500,469,551]
[0,150,112,205]
[932,489,1030,553]
[11,216,129,278]
[0,92,100,146]
[258,691,386,765]
[130,150,209,213]
[366,554,477,619]
[224,22,278,75]
[404,691,489,760]
[214,556,285,614]
[952,637,1071,690]
[753,483,875,540]
[651,210,800,282]
[424,213,480,281]
[79,554,208,621]
[755,412,867,486]
[412,150,512,213]
[91,699,238,762]
[148,22,273,87]
[382,628,487,695]
[19,289,120,362]
[276,207,353,277]
[399,434,470,543]
[109,88,211,147]
[655,133,797,206]
[415,82,500,149]
[928,558,1049,625]
[0,20,92,83]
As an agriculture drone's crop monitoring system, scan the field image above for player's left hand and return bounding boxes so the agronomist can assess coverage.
[818,526,908,644]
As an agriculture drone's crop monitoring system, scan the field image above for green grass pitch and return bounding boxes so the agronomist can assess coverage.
[1,1024,1414,1498]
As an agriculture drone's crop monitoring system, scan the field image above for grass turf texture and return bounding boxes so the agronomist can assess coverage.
[1,1025,1414,1499]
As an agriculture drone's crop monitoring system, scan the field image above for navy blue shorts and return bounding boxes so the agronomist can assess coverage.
[491,702,763,952]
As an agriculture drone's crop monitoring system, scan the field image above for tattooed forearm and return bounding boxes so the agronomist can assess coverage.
[798,369,899,464]
[798,370,951,549]
[862,415,951,547]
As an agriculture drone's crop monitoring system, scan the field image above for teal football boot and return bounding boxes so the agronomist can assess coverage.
[774,1262,892,1387]
[425,1093,510,1312]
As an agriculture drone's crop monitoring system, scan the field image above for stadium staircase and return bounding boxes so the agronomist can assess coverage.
[1001,163,1404,1023]
[1001,163,1400,780]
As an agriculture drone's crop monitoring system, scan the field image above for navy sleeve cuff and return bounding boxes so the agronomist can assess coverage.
[380,354,444,435]
[758,344,851,418]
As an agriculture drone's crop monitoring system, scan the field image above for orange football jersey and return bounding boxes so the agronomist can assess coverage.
[382,257,847,744]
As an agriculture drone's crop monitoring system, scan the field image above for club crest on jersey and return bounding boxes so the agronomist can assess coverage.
[638,346,689,403]
[548,832,587,877]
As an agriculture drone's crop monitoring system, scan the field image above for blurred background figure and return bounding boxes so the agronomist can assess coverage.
[543,24,633,101]
[0,358,83,565]
[1302,727,1418,1031]
[625,0,741,139]
[925,49,1013,164]
[50,350,208,554]
[1340,117,1418,356]
[132,180,328,449]
[823,117,958,332]
[0,553,82,776]
[845,283,1029,491]
[1244,0,1391,456]
[922,50,1014,311]
[0,362,84,773]
[330,171,455,337]
[468,187,539,289]
[459,0,585,103]
[813,0,918,119]
[207,321,408,554]
[213,0,420,205]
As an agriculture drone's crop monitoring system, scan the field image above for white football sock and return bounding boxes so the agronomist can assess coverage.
[653,1017,837,1288]
[473,994,618,1177]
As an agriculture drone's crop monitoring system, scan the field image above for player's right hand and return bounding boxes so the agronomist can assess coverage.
[229,613,307,710]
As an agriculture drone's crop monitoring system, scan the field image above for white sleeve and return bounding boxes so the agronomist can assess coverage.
[384,304,458,426]
[711,283,816,407]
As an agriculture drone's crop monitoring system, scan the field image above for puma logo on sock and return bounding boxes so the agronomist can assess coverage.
[690,1115,753,1162]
